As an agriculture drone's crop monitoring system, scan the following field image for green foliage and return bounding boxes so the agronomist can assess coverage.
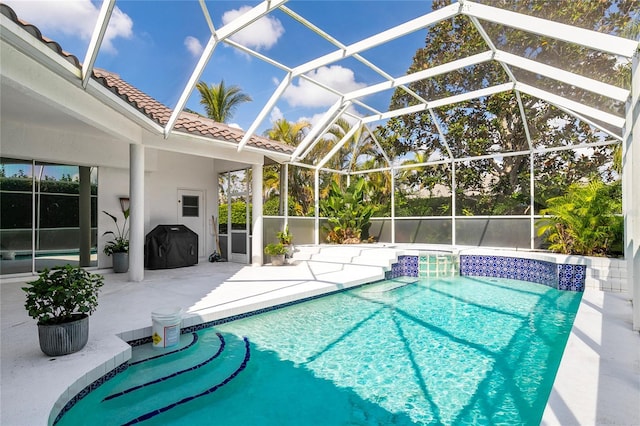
[103,210,129,255]
[277,224,292,245]
[22,265,104,325]
[263,195,301,217]
[196,80,252,123]
[264,242,288,255]
[320,178,377,244]
[218,201,249,228]
[536,180,622,256]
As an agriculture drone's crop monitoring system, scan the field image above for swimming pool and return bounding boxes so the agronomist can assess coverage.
[56,275,581,425]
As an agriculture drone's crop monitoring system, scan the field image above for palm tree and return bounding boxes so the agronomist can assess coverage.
[265,119,311,215]
[266,119,310,146]
[195,80,252,123]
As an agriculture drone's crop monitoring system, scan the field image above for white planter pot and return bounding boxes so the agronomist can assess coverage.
[270,254,285,266]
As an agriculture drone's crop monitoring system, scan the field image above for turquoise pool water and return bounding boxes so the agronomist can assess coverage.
[57,276,582,425]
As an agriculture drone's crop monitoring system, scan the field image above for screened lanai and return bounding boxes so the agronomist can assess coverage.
[141,1,638,328]
[2,0,639,329]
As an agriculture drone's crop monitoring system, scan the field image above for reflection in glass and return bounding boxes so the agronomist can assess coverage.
[0,159,98,275]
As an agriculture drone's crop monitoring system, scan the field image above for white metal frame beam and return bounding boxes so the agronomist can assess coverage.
[494,50,629,103]
[315,120,363,170]
[362,82,514,124]
[291,100,344,159]
[461,0,638,58]
[82,0,115,89]
[344,51,493,102]
[516,82,625,129]
[291,3,460,77]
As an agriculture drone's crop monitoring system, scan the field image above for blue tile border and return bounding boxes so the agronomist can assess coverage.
[458,255,585,292]
[52,362,129,425]
[385,254,586,292]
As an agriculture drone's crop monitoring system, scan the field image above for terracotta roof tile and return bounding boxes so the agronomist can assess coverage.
[1,3,293,156]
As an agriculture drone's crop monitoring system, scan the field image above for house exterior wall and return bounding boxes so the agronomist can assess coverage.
[1,116,219,270]
[85,149,218,269]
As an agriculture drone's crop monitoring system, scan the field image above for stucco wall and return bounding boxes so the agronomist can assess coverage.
[98,149,217,268]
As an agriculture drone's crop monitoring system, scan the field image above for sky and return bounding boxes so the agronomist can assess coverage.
[6,0,435,134]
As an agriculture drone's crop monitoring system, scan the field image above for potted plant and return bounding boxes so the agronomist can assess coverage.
[22,265,104,356]
[264,243,288,266]
[276,224,294,258]
[277,224,292,245]
[103,209,129,273]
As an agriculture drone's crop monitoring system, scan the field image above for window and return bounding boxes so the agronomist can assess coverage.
[182,195,199,217]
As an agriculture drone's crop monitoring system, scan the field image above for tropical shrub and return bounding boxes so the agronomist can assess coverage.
[320,178,377,244]
[536,180,622,256]
[22,265,104,325]
[103,210,129,255]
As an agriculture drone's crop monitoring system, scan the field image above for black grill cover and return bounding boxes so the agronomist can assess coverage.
[145,225,198,269]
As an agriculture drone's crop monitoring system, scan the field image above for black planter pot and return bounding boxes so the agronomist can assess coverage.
[37,314,89,356]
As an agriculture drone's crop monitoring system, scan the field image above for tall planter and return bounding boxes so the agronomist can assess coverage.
[38,314,89,356]
[112,252,129,273]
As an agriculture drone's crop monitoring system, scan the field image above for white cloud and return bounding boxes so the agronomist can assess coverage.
[283,66,366,108]
[9,0,132,54]
[269,106,284,123]
[184,36,203,57]
[222,6,284,51]
[300,105,362,129]
[228,123,243,130]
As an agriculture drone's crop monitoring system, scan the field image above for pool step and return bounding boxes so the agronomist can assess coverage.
[99,333,250,425]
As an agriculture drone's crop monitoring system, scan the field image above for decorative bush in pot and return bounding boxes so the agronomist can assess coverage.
[264,243,288,266]
[22,265,105,356]
[103,209,129,273]
[277,224,294,258]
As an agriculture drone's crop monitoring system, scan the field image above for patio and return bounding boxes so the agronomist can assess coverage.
[1,246,638,425]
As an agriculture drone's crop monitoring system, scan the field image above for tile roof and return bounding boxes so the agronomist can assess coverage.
[0,3,293,156]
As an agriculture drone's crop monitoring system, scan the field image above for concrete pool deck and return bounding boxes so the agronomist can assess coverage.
[1,247,639,425]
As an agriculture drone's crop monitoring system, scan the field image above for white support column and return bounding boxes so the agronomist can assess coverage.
[251,163,264,266]
[530,151,536,250]
[390,167,396,244]
[624,53,640,330]
[129,144,144,282]
[283,163,289,221]
[451,160,457,246]
[314,169,320,245]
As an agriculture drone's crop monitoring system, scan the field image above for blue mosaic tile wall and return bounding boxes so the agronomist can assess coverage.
[385,254,586,292]
[558,264,586,292]
[458,255,585,292]
[460,255,557,287]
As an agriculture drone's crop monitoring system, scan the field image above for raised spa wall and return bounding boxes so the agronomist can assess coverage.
[383,251,614,292]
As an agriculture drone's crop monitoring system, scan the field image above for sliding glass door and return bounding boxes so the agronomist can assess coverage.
[0,158,98,275]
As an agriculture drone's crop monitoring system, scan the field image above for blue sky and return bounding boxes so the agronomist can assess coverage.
[7,0,435,133]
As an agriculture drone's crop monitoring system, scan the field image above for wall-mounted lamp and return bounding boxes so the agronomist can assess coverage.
[119,197,130,214]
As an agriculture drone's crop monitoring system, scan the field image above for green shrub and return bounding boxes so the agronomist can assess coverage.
[537,180,622,257]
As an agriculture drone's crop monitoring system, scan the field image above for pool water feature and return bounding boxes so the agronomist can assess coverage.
[57,276,582,425]
[419,253,458,278]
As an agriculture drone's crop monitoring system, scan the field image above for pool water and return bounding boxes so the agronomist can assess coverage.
[57,276,582,425]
